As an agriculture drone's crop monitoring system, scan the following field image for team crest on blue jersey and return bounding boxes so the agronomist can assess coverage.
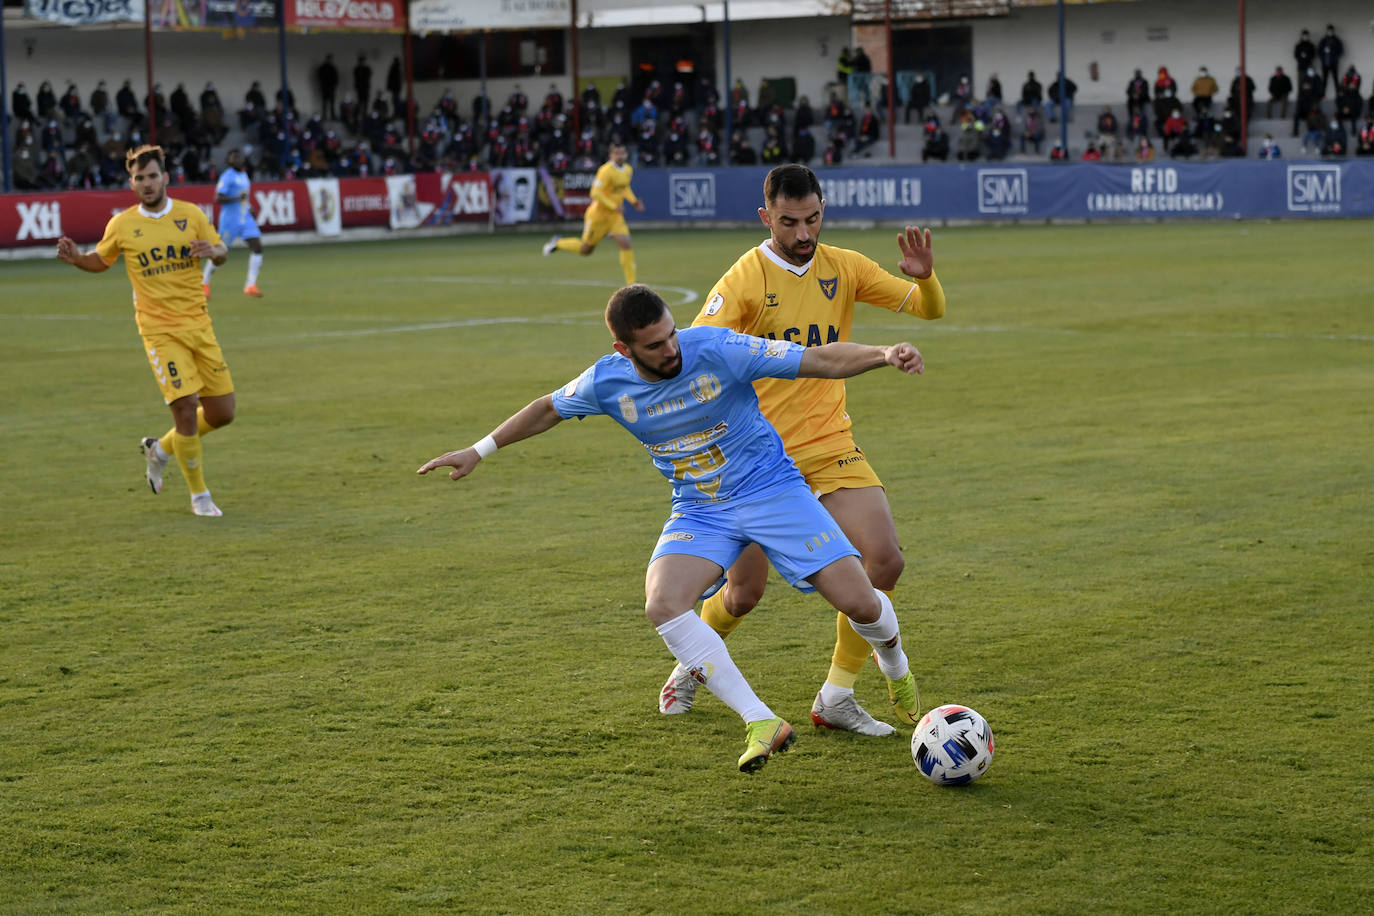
[174,218,187,231]
[689,374,721,403]
[618,394,638,423]
[818,276,838,300]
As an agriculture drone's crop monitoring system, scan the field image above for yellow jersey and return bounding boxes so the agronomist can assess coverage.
[588,159,637,218]
[693,240,945,456]
[95,198,223,335]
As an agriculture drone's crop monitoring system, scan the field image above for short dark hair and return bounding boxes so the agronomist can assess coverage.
[764,163,822,207]
[605,284,669,343]
[125,144,165,176]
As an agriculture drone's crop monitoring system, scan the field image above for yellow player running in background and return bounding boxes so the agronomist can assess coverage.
[542,141,644,284]
[56,144,237,518]
[659,164,946,735]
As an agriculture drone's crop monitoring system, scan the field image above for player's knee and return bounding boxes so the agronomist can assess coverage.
[579,245,594,255]
[841,590,883,625]
[721,583,763,617]
[865,549,904,592]
[643,598,678,627]
[725,576,769,620]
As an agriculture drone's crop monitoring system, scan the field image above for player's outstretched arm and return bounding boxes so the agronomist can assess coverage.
[55,236,110,273]
[798,341,924,379]
[417,394,564,481]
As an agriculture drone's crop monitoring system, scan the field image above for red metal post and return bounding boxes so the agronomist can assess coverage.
[886,0,895,159]
[145,0,156,145]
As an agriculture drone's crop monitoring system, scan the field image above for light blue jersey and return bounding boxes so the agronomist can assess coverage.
[552,325,807,507]
[215,167,260,244]
[552,324,859,593]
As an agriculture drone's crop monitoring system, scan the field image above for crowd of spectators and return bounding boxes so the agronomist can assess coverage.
[913,22,1373,163]
[9,24,1374,191]
[8,76,234,190]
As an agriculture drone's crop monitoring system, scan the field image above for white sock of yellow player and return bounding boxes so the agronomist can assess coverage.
[202,260,217,283]
[847,589,910,681]
[246,253,263,287]
[655,612,772,723]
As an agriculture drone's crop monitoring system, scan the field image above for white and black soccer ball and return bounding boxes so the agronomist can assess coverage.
[911,704,994,786]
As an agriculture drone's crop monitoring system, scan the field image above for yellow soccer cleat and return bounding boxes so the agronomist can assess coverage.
[876,651,921,726]
[737,717,795,773]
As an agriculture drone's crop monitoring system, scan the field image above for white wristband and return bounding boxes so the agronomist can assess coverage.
[472,435,498,459]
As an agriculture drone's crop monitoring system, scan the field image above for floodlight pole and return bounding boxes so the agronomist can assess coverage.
[886,0,894,159]
[570,0,580,135]
[277,0,292,173]
[1238,0,1248,154]
[722,0,732,164]
[1,6,11,192]
[145,0,157,145]
[404,0,415,157]
[1056,0,1067,155]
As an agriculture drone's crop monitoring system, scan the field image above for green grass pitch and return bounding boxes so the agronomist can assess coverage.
[2,220,1371,913]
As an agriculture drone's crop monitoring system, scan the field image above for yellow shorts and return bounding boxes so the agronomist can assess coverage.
[141,325,234,404]
[792,439,884,497]
[582,210,630,246]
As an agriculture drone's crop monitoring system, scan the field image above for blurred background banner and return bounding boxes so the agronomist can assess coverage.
[409,0,569,33]
[285,0,405,32]
[24,0,143,25]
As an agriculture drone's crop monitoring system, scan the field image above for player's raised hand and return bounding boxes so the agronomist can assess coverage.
[417,448,481,481]
[884,342,924,375]
[896,225,934,279]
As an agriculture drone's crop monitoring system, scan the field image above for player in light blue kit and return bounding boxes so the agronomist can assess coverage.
[203,148,265,299]
[418,284,926,773]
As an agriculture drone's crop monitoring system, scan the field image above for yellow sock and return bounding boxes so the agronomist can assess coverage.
[618,248,637,284]
[699,590,744,640]
[554,238,582,253]
[160,408,216,455]
[173,432,206,494]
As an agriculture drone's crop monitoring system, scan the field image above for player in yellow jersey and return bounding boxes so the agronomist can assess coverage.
[659,164,946,735]
[56,145,236,518]
[542,141,644,284]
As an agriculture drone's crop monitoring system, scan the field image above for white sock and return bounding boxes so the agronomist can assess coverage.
[202,260,217,283]
[656,612,772,723]
[818,682,854,706]
[847,589,910,681]
[246,252,263,286]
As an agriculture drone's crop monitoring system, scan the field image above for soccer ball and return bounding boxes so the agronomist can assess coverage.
[911,704,994,786]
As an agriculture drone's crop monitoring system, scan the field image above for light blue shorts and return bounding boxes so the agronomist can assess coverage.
[648,482,859,594]
[218,211,261,245]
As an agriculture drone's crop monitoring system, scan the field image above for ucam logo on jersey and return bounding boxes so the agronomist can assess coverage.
[670,173,716,217]
[1287,165,1341,213]
[16,201,62,240]
[254,189,298,226]
[977,169,1029,215]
